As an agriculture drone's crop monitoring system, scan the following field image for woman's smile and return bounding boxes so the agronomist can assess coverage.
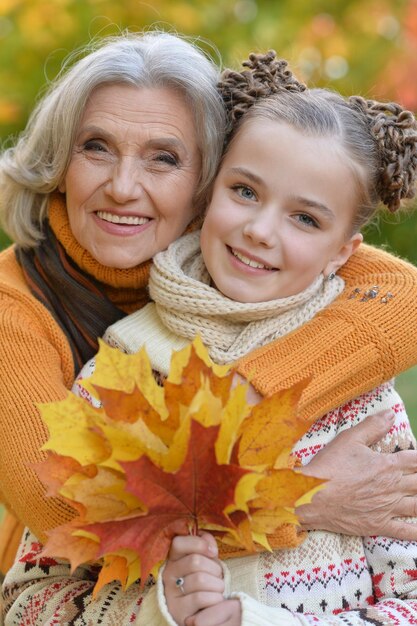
[61,83,201,268]
[92,210,152,237]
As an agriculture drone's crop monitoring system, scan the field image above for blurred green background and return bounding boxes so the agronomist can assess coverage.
[2,0,417,259]
[0,0,416,421]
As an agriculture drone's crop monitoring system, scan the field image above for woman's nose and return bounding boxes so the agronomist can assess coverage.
[105,157,143,203]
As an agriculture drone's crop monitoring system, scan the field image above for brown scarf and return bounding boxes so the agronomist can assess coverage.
[15,194,150,372]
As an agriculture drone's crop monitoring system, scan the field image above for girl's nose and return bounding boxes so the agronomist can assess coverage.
[105,156,143,203]
[243,212,277,247]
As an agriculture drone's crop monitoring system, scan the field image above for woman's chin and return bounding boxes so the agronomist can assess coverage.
[88,247,149,269]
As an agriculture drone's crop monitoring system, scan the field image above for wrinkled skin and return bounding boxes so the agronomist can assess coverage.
[241,377,417,540]
[164,410,417,626]
[298,410,417,538]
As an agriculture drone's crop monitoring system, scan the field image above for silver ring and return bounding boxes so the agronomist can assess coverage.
[175,576,185,594]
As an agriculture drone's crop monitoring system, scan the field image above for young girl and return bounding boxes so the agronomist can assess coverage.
[96,53,417,625]
[4,53,417,625]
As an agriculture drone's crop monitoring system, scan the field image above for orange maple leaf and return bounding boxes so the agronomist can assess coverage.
[85,419,253,585]
[238,381,311,468]
[33,452,95,499]
[163,345,233,424]
[36,337,322,594]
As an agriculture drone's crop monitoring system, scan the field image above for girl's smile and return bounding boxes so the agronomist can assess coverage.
[228,246,278,273]
[200,119,362,303]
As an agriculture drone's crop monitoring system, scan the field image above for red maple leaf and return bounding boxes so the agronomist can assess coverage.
[86,419,252,584]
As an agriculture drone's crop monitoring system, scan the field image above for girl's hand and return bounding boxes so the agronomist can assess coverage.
[232,372,262,405]
[298,410,417,539]
[163,532,224,626]
[185,599,242,626]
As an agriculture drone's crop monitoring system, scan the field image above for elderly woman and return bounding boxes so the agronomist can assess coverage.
[1,30,417,623]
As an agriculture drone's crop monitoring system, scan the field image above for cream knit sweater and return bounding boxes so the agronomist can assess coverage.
[3,233,417,626]
[103,231,344,370]
[110,233,417,626]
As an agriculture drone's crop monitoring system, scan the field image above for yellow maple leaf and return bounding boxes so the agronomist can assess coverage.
[238,381,312,469]
[36,337,322,594]
[81,340,169,420]
[60,466,144,522]
[39,394,110,466]
[216,381,253,464]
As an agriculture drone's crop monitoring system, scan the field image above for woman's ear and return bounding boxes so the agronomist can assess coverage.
[324,233,363,278]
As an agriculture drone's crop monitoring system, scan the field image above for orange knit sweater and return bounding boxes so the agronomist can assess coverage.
[1,195,417,573]
[239,244,417,420]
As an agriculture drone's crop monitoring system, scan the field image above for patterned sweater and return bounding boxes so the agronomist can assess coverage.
[3,234,417,625]
[3,383,417,626]
[2,194,417,575]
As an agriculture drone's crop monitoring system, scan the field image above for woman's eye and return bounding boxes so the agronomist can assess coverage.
[233,185,256,201]
[154,152,179,166]
[296,213,319,228]
[83,140,107,153]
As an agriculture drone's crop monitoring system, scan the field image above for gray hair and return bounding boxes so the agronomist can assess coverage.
[0,30,226,246]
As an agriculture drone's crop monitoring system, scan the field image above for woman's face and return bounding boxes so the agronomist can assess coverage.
[60,84,201,268]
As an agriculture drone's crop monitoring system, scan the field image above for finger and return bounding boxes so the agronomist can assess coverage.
[185,553,223,578]
[378,518,417,542]
[169,535,217,561]
[391,492,417,516]
[344,410,396,446]
[181,591,225,618]
[394,495,417,520]
[180,572,225,595]
[395,472,417,494]
[164,552,223,587]
[188,599,241,626]
[390,449,417,475]
[198,532,219,557]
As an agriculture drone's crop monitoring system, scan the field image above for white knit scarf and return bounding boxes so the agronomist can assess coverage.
[148,231,345,365]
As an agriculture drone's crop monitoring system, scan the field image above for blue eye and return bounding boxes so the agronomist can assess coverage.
[233,185,257,201]
[296,213,319,228]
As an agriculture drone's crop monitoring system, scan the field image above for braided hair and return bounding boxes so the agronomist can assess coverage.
[219,50,306,128]
[218,51,417,230]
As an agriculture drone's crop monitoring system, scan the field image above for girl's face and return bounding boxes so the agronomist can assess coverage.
[60,84,201,269]
[200,119,362,303]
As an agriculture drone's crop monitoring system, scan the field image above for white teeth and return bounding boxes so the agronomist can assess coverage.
[231,248,271,270]
[97,211,150,226]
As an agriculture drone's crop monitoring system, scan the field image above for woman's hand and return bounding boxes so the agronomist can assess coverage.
[185,599,241,626]
[163,532,224,626]
[297,410,417,539]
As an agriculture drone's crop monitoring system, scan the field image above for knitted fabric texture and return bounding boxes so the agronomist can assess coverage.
[104,228,344,556]
[148,231,344,364]
[1,199,417,574]
[100,333,303,557]
[5,384,417,626]
[16,219,125,372]
[48,194,151,311]
[0,196,151,573]
[237,243,417,420]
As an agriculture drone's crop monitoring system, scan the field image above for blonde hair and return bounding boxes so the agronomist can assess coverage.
[0,31,226,247]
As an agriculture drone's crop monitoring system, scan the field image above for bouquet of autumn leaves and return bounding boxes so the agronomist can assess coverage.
[35,337,322,597]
